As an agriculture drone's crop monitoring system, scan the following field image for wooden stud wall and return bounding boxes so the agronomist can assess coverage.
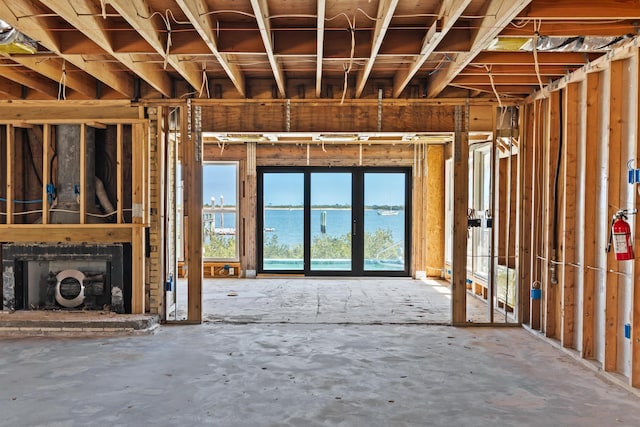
[521,46,640,391]
[0,102,148,315]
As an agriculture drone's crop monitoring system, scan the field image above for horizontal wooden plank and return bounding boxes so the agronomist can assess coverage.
[196,100,497,133]
[256,144,415,166]
[0,224,141,243]
[0,101,140,121]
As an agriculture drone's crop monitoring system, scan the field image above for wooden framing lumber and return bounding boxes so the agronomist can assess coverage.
[604,60,625,372]
[560,81,580,348]
[0,224,136,243]
[633,49,640,388]
[41,124,51,225]
[5,125,13,225]
[451,104,469,324]
[581,72,600,359]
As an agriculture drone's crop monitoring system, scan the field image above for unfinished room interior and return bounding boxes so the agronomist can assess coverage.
[2,0,640,425]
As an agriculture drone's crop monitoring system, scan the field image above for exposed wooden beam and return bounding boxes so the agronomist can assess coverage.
[393,0,471,98]
[355,0,399,98]
[0,54,96,98]
[472,51,598,65]
[459,64,569,76]
[521,0,640,19]
[455,75,552,85]
[426,0,533,98]
[177,0,246,97]
[250,0,286,98]
[0,76,21,99]
[0,65,58,99]
[316,0,326,97]
[0,1,134,98]
[108,0,204,94]
[501,20,640,37]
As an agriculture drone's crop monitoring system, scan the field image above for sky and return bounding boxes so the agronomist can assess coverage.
[200,167,406,207]
[203,163,237,205]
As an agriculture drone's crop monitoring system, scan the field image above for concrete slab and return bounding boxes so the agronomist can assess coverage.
[171,278,512,324]
[0,324,638,426]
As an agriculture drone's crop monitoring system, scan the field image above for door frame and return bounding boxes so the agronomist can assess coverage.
[257,166,412,277]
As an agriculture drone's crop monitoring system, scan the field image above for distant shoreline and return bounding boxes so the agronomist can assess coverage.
[264,207,402,211]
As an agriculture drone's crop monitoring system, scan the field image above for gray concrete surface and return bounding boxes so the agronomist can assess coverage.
[1,323,639,426]
[172,278,513,324]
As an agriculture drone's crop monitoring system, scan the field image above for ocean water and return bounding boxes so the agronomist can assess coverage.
[203,208,406,247]
[263,208,405,246]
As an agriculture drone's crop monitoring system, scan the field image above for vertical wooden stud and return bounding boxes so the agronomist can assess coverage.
[582,72,600,359]
[561,82,580,348]
[79,123,87,224]
[186,103,203,323]
[116,124,123,224]
[604,60,624,372]
[6,125,13,225]
[131,123,146,314]
[518,103,534,325]
[530,99,543,330]
[544,91,560,339]
[452,104,469,325]
[41,124,50,225]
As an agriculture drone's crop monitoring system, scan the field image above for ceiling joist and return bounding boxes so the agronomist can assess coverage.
[177,0,246,97]
[251,0,287,98]
[426,0,533,98]
[393,0,472,98]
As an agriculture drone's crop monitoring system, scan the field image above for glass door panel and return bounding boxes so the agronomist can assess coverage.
[363,173,406,271]
[262,172,304,271]
[310,172,352,271]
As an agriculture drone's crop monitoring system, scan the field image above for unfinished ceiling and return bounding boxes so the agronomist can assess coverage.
[0,0,638,100]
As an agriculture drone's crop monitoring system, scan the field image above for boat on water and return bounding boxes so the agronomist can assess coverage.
[264,227,276,232]
[377,209,399,216]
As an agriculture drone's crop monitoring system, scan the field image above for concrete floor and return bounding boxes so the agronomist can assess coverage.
[1,278,638,426]
[172,278,515,324]
[2,324,639,426]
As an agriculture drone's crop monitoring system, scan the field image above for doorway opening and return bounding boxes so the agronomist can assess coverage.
[257,167,411,276]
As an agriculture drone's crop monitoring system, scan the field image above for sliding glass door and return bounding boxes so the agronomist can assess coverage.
[258,168,410,276]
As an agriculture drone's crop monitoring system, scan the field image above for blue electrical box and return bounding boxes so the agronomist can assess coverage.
[531,289,542,300]
[625,323,631,339]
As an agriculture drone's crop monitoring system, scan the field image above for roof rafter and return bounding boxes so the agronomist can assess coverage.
[1,54,96,98]
[0,75,25,99]
[0,1,133,98]
[250,0,286,98]
[426,0,532,98]
[108,0,204,94]
[177,0,246,97]
[0,61,59,99]
[316,0,326,97]
[354,0,398,98]
[392,0,472,98]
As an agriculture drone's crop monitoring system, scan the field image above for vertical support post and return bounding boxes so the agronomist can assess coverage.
[116,124,123,224]
[186,103,203,323]
[452,104,469,325]
[582,72,600,359]
[544,91,560,338]
[6,124,13,224]
[604,61,624,372]
[242,142,257,277]
[561,82,579,348]
[79,123,87,224]
[41,124,51,225]
[488,106,498,322]
[131,123,146,314]
[518,103,534,325]
[411,144,425,277]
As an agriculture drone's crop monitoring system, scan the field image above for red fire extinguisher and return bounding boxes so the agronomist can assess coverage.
[608,210,634,261]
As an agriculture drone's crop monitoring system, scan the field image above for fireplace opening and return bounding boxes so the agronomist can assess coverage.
[3,244,127,313]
